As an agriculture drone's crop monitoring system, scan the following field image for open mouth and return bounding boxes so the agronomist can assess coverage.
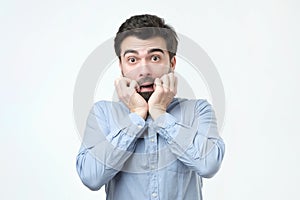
[140,83,154,92]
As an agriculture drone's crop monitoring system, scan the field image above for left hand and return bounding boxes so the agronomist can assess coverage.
[148,73,178,120]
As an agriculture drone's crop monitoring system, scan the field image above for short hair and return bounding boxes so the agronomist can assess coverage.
[114,14,178,61]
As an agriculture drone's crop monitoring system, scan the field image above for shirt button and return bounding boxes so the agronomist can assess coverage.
[152,193,158,198]
[137,125,143,129]
[150,138,155,142]
[151,165,155,170]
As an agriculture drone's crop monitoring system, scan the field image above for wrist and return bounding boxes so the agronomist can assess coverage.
[131,108,148,119]
[149,108,166,120]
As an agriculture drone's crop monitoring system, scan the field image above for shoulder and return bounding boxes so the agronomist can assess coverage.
[93,100,125,108]
[171,98,211,108]
[92,100,130,119]
[168,98,213,124]
[92,100,127,113]
[169,98,213,116]
[176,98,214,116]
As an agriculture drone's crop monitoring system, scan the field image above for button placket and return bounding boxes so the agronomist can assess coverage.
[148,127,159,199]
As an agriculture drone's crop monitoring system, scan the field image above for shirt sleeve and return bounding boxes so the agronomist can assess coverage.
[76,102,146,190]
[151,99,225,178]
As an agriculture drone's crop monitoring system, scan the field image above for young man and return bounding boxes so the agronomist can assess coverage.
[76,14,225,200]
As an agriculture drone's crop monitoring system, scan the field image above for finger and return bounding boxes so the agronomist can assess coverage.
[114,77,125,87]
[114,77,122,87]
[173,76,178,95]
[161,74,169,90]
[122,77,132,86]
[119,77,132,90]
[168,73,175,93]
[114,77,124,95]
[129,80,140,92]
[115,75,131,84]
[154,78,162,89]
[114,77,132,99]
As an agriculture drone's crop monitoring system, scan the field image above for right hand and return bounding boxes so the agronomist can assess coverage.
[115,77,148,119]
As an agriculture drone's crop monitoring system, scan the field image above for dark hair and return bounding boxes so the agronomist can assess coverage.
[114,14,178,61]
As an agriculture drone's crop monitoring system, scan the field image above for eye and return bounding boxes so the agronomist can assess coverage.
[128,57,137,63]
[151,55,160,62]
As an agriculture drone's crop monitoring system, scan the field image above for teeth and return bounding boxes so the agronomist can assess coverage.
[141,84,153,88]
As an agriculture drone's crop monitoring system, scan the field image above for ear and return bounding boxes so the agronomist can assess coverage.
[170,56,176,71]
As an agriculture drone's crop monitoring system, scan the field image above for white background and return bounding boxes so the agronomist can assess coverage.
[1,0,299,199]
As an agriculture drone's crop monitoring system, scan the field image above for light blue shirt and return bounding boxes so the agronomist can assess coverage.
[76,98,225,200]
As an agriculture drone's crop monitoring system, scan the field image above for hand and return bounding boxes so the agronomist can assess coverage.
[115,77,148,119]
[148,73,178,120]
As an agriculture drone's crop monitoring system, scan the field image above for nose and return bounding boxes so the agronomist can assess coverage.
[138,60,152,78]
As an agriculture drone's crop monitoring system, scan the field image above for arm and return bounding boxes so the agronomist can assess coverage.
[76,102,146,190]
[151,100,225,178]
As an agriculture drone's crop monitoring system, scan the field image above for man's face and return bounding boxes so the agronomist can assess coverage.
[119,36,176,100]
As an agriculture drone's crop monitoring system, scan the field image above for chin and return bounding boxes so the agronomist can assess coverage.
[138,91,153,102]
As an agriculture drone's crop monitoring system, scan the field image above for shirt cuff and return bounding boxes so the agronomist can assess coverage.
[151,113,177,142]
[115,113,146,137]
[106,113,146,151]
[128,113,146,128]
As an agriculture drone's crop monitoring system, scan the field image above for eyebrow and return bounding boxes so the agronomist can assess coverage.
[148,48,165,54]
[123,48,165,57]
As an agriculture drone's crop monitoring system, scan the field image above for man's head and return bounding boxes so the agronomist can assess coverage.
[114,14,178,101]
[114,14,178,62]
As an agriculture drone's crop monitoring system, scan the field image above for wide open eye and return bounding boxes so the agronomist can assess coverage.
[128,57,137,63]
[151,55,160,62]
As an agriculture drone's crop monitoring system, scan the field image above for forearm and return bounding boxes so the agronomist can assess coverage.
[172,132,225,178]
[76,140,135,191]
[151,100,225,177]
[76,145,119,191]
[76,103,146,190]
